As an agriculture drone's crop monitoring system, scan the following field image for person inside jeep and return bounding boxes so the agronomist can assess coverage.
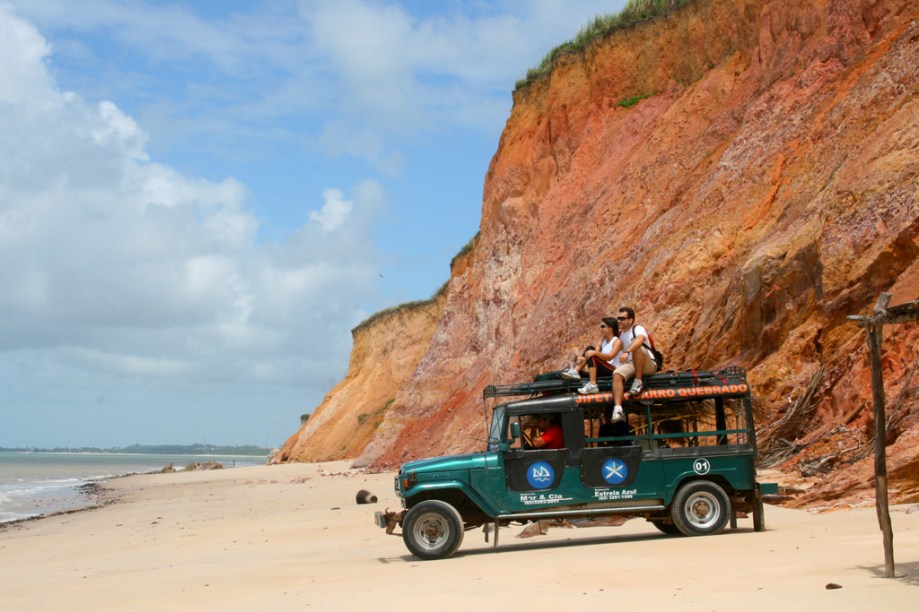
[524,414,564,450]
[599,405,632,447]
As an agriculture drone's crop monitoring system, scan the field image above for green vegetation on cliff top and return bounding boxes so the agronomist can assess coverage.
[352,232,478,335]
[352,281,449,334]
[515,0,694,91]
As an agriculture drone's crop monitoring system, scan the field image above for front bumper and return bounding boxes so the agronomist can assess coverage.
[374,509,405,534]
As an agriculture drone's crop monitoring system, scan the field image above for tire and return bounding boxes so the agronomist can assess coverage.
[671,480,731,536]
[650,520,683,536]
[402,500,465,560]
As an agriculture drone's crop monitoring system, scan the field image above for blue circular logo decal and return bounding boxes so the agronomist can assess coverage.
[527,461,555,489]
[602,458,628,485]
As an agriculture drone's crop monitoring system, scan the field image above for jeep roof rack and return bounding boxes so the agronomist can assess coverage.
[482,367,748,399]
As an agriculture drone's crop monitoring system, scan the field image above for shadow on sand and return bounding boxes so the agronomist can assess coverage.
[857,559,919,586]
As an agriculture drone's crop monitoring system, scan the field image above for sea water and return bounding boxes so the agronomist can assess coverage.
[0,451,266,524]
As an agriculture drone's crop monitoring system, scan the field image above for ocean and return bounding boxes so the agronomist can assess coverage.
[0,451,266,524]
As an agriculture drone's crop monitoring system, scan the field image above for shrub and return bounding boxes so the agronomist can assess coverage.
[617,92,655,108]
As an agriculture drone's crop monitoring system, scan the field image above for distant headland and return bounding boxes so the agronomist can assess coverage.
[0,444,272,456]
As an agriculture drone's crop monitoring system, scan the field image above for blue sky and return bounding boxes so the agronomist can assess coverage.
[0,0,626,448]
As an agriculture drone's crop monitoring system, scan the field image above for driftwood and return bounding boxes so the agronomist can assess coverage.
[799,453,837,477]
[757,368,824,468]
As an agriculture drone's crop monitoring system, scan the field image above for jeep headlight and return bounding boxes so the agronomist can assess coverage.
[397,470,416,493]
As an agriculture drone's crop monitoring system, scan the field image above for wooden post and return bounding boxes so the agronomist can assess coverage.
[865,294,894,577]
[847,295,918,579]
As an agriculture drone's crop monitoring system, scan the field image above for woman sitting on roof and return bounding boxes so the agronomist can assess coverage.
[561,317,623,399]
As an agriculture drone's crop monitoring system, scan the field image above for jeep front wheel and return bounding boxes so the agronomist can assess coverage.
[672,480,730,536]
[403,500,465,560]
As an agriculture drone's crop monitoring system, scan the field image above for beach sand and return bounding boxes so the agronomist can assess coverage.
[0,461,916,610]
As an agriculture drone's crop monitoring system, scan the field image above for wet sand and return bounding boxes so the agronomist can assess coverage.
[0,461,916,610]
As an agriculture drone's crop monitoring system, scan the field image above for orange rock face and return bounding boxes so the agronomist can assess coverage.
[284,0,919,505]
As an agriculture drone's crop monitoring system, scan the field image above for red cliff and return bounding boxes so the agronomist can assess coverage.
[284,0,919,506]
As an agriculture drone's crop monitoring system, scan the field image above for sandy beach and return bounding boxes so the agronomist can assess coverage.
[0,461,916,611]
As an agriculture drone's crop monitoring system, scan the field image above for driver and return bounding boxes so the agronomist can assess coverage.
[525,414,564,449]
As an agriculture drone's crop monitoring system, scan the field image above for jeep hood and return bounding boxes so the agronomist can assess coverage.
[401,452,490,474]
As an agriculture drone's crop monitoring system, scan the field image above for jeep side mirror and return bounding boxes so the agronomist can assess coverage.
[510,422,521,440]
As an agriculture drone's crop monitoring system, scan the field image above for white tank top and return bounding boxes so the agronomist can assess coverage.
[601,337,622,366]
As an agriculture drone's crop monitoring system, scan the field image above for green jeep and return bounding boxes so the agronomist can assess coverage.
[375,367,778,560]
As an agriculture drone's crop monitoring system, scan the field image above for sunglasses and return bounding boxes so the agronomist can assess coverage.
[599,324,608,328]
[617,316,630,321]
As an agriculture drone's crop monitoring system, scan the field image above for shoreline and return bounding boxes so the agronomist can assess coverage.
[0,452,266,525]
[1,462,917,610]
[0,481,119,531]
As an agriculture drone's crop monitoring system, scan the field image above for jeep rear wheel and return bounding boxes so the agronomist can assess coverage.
[672,480,730,536]
[403,500,465,560]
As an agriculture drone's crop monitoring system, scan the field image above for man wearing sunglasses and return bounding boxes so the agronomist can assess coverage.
[610,307,659,416]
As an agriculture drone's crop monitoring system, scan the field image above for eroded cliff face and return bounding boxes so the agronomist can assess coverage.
[288,0,919,506]
[273,289,446,463]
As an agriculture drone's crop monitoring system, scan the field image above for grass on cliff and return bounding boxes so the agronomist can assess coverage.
[515,0,694,91]
[352,232,478,334]
[358,399,393,428]
[450,231,479,270]
[617,92,656,108]
[352,281,449,334]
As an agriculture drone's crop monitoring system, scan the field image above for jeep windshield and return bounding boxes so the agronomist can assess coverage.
[487,405,506,452]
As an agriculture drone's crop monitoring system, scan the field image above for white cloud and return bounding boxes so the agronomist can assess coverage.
[0,3,56,107]
[318,123,405,177]
[91,100,148,159]
[289,0,628,174]
[0,6,383,394]
[68,347,191,378]
[12,0,624,172]
[309,188,353,233]
[0,0,627,444]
